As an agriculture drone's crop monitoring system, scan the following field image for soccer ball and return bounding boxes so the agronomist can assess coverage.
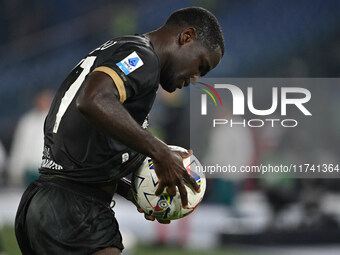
[132,146,206,220]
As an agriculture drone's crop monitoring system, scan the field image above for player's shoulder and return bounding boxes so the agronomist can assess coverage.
[111,35,159,78]
[115,35,158,64]
[94,35,159,73]
[115,34,153,50]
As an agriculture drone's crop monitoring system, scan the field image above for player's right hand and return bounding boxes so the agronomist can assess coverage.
[152,148,201,209]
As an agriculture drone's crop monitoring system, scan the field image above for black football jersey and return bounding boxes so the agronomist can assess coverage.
[40,35,160,183]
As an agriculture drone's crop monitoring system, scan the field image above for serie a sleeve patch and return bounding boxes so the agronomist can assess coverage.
[116,51,144,75]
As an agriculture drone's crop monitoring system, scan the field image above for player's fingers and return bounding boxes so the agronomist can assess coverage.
[144,214,155,221]
[155,181,165,196]
[178,149,193,159]
[137,207,144,213]
[166,185,176,197]
[184,172,201,193]
[177,182,189,208]
[157,219,171,224]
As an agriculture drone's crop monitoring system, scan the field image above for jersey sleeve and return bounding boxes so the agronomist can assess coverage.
[93,43,159,102]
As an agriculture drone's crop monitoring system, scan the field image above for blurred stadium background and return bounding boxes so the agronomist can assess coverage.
[1,0,340,254]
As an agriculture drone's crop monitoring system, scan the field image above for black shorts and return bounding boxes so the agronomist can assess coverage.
[15,176,124,255]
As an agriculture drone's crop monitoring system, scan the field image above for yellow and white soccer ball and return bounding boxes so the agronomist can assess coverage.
[132,146,206,220]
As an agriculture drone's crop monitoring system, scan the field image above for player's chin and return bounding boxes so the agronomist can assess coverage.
[160,82,177,93]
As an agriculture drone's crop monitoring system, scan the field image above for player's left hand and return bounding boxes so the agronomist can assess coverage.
[137,207,171,224]
[126,189,171,224]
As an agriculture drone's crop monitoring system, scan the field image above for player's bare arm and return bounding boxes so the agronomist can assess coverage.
[76,71,200,207]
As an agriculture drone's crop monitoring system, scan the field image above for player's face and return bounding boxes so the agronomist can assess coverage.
[160,42,222,92]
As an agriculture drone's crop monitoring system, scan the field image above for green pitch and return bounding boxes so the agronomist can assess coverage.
[0,225,21,255]
[135,244,243,255]
[0,225,242,255]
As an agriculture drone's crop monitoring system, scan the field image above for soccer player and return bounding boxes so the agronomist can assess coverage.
[15,7,225,255]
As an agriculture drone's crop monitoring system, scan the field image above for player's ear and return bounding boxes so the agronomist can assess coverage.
[178,27,196,45]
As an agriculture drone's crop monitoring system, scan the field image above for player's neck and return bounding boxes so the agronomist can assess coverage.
[144,27,174,70]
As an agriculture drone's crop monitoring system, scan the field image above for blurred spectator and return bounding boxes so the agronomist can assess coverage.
[204,110,255,206]
[0,141,6,186]
[7,89,53,187]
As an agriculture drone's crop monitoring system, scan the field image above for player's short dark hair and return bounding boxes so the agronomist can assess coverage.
[165,7,225,56]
